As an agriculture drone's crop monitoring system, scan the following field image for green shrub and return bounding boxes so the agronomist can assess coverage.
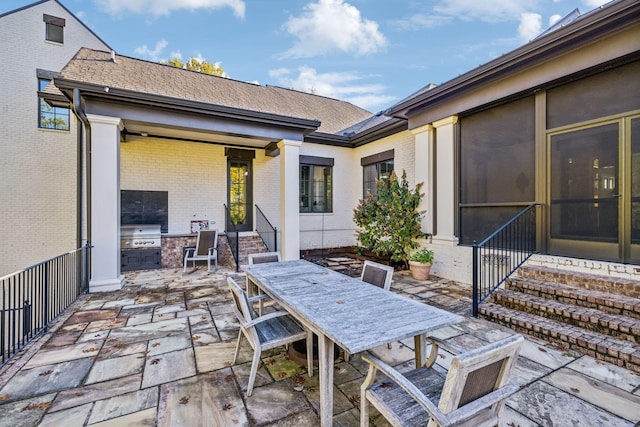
[353,170,425,268]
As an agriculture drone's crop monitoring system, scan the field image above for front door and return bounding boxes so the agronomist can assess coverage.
[548,116,640,263]
[227,158,252,232]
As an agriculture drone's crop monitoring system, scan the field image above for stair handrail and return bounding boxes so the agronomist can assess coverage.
[255,204,277,253]
[224,204,240,272]
[472,203,540,317]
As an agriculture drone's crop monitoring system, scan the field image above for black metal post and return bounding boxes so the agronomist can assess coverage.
[472,243,479,317]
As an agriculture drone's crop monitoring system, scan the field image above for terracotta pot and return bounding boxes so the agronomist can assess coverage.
[409,261,431,281]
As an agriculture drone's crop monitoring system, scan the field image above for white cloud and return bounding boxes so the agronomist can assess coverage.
[94,0,245,18]
[549,14,562,27]
[280,0,387,58]
[392,14,452,31]
[269,66,395,111]
[134,39,169,61]
[433,0,539,23]
[395,0,542,30]
[582,0,611,9]
[518,13,542,43]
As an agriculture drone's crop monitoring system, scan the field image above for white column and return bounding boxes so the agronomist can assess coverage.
[432,116,458,245]
[87,114,124,292]
[411,124,434,235]
[278,139,302,261]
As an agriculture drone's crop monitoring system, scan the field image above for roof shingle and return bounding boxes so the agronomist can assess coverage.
[58,48,374,134]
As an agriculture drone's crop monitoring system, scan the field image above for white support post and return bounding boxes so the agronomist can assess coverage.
[432,116,459,245]
[87,114,124,292]
[278,139,302,261]
[412,124,434,235]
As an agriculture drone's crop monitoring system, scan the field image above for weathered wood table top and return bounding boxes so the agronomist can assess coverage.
[245,259,463,354]
[245,259,463,426]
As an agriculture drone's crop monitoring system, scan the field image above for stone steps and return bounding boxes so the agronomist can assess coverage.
[479,302,640,372]
[517,265,640,299]
[507,276,640,320]
[479,265,640,373]
[490,288,640,342]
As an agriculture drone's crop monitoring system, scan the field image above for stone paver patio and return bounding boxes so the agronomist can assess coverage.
[1,261,640,426]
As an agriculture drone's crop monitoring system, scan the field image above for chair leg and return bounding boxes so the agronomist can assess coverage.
[233,331,243,365]
[360,393,370,427]
[306,331,314,377]
[246,348,262,397]
[207,258,211,272]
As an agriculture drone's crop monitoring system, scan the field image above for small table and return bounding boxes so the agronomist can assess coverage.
[244,259,463,427]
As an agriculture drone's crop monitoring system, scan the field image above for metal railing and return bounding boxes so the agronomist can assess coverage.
[224,204,240,272]
[255,205,277,253]
[472,203,539,317]
[1,244,90,367]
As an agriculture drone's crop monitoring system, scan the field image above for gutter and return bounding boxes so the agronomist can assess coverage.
[71,88,91,248]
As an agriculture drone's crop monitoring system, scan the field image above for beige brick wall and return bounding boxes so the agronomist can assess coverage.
[0,1,109,276]
[299,130,416,250]
[120,137,227,234]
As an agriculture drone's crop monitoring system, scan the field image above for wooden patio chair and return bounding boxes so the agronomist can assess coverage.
[360,334,524,427]
[360,259,394,290]
[248,251,281,265]
[228,277,313,397]
[346,260,395,358]
[183,229,218,272]
[247,252,281,315]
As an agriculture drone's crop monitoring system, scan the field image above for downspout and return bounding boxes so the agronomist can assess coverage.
[72,88,91,247]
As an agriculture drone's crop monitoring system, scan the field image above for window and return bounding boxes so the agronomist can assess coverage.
[362,149,394,198]
[43,14,65,43]
[300,156,333,213]
[38,78,69,130]
[459,97,535,244]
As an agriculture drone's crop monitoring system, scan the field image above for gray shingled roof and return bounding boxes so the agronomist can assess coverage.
[58,48,374,134]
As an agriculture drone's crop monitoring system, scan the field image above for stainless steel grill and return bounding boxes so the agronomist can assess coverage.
[120,224,161,249]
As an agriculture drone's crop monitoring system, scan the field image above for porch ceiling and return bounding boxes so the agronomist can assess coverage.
[121,120,275,149]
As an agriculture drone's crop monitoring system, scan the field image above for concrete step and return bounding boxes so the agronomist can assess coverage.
[479,302,640,373]
[506,276,640,320]
[490,288,640,343]
[517,265,640,299]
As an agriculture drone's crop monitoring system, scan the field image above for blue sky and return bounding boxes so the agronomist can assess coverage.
[4,0,611,112]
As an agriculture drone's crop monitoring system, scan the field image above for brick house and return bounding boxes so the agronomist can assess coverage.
[3,0,639,292]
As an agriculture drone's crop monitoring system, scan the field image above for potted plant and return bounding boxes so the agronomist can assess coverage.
[408,247,434,280]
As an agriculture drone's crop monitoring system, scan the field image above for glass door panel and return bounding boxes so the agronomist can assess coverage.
[228,159,252,232]
[630,117,640,262]
[548,123,620,260]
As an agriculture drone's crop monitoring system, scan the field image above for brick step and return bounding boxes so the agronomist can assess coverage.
[237,234,269,265]
[490,288,640,343]
[479,302,640,373]
[506,277,640,320]
[517,265,640,299]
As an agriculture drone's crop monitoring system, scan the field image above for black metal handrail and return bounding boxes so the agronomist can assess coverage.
[472,203,540,317]
[1,243,90,367]
[224,204,240,272]
[255,204,277,253]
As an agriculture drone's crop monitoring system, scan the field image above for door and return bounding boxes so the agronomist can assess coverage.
[227,158,252,232]
[548,117,639,263]
[629,116,640,263]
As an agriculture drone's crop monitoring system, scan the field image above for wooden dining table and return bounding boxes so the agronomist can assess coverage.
[244,259,463,427]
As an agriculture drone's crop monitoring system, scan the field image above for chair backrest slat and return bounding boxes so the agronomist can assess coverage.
[248,252,281,265]
[360,260,394,291]
[196,230,218,256]
[437,334,523,414]
[228,277,255,322]
[458,359,504,407]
